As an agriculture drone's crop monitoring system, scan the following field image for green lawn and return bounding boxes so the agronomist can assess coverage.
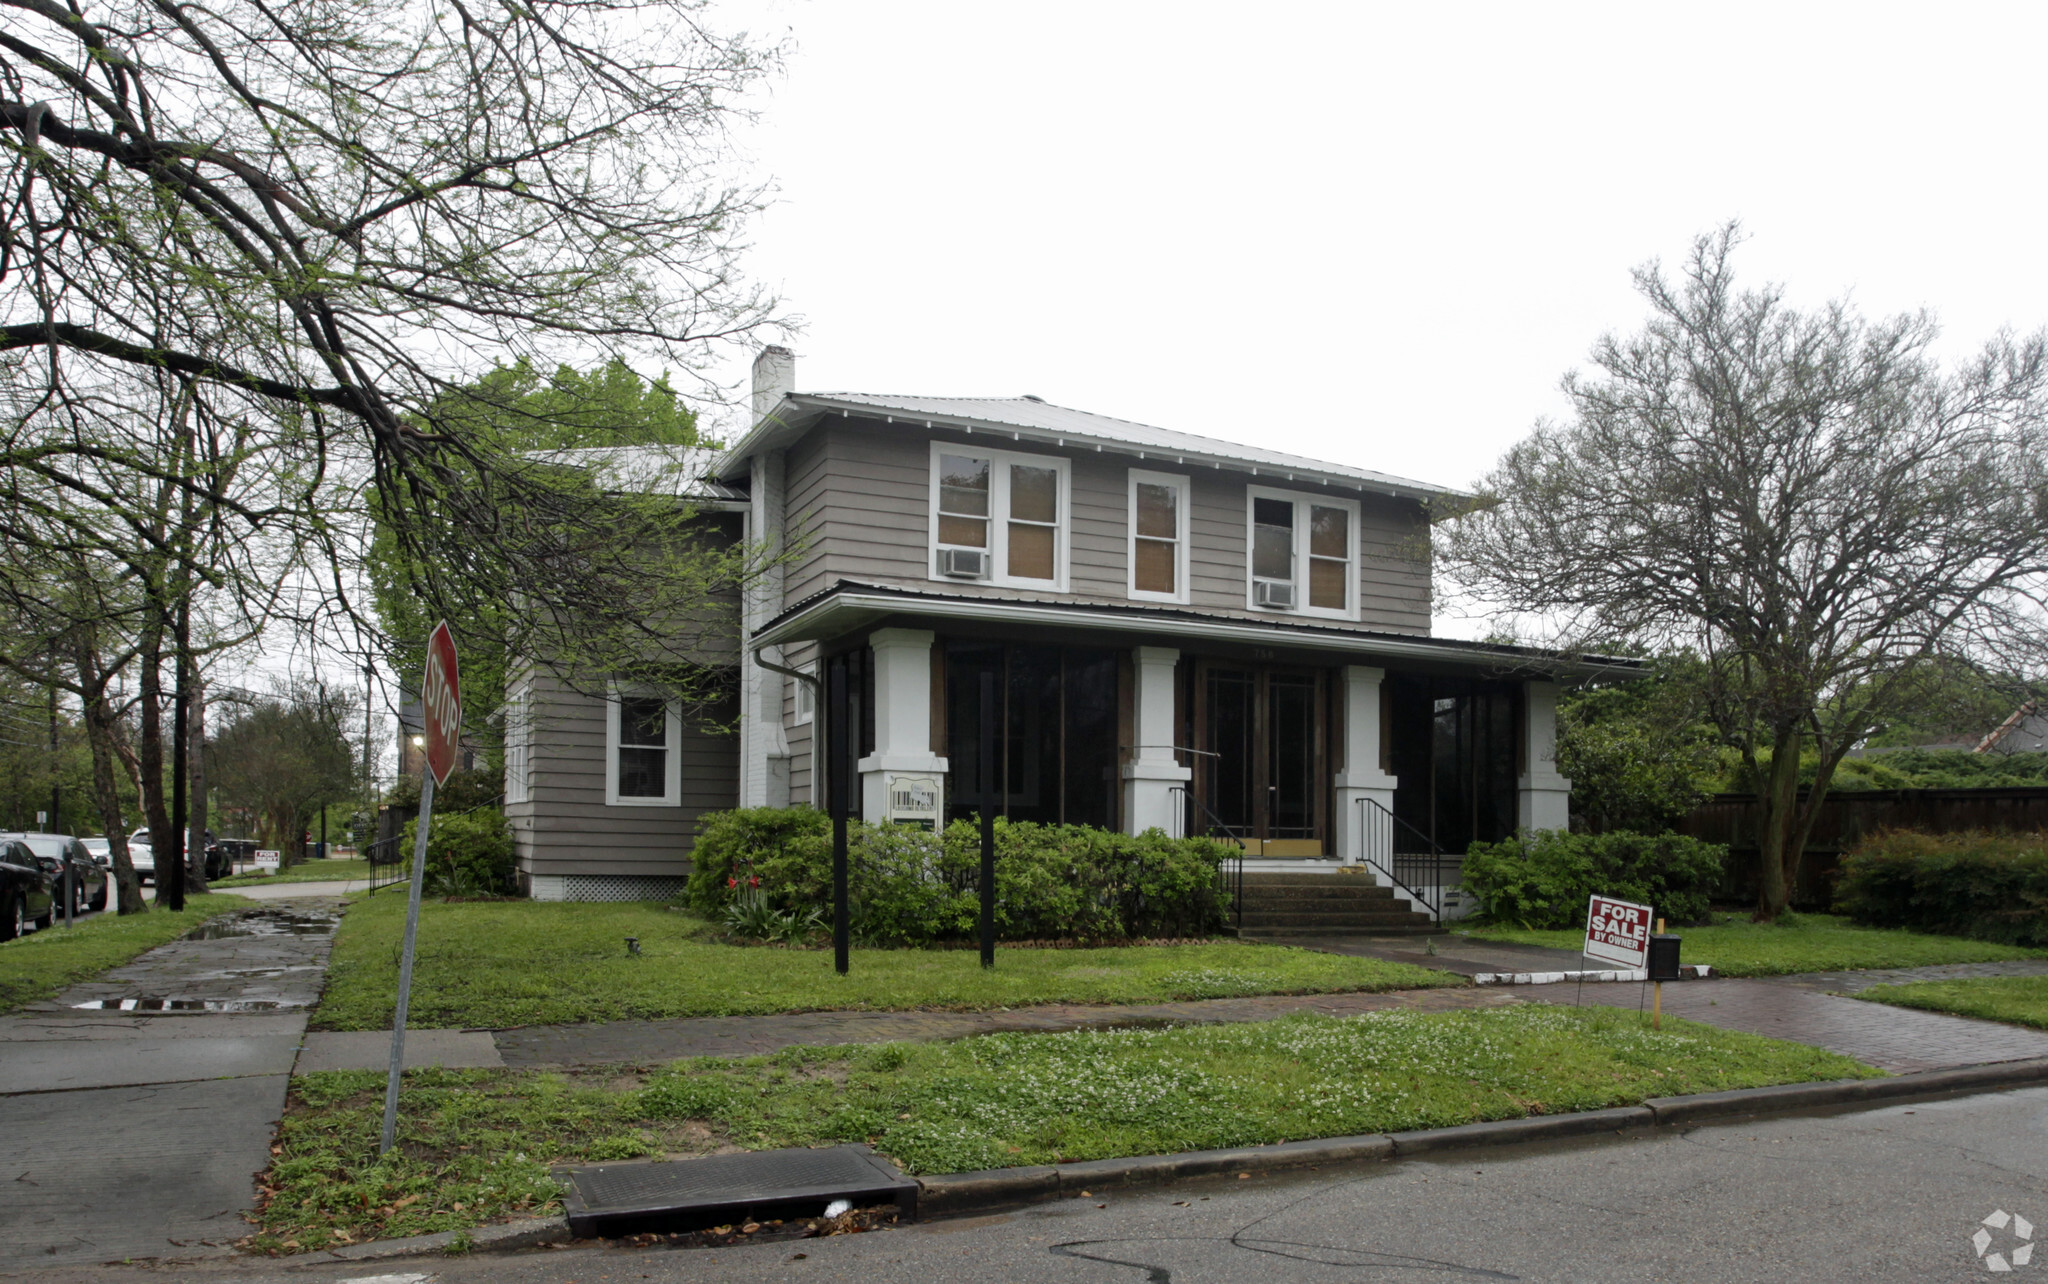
[258,1004,1877,1252]
[0,893,255,1014]
[310,894,1457,1031]
[1460,914,2047,977]
[215,858,374,887]
[1858,975,2048,1029]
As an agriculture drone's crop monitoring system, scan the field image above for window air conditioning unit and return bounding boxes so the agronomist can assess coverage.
[1254,579,1295,609]
[939,548,989,579]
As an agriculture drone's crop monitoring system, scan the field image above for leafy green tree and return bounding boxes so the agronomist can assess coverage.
[208,684,362,865]
[1442,225,2048,920]
[1557,657,1720,834]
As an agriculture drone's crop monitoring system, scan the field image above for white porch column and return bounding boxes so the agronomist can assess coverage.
[1517,680,1572,832]
[1122,646,1191,834]
[857,628,949,819]
[1332,665,1400,864]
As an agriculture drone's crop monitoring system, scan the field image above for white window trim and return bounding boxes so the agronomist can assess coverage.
[927,441,1071,591]
[792,661,815,726]
[504,681,533,805]
[1244,485,1361,621]
[1126,468,1192,605]
[605,682,684,807]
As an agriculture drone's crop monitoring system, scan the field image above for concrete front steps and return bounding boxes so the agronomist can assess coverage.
[1233,870,1437,937]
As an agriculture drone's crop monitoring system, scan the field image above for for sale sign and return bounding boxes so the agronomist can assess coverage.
[1584,894,1654,968]
[421,620,462,786]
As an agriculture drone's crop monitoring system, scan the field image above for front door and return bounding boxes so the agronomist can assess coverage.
[1194,662,1327,855]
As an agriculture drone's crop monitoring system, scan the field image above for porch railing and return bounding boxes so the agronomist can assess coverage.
[364,835,405,894]
[1356,797,1450,924]
[1170,786,1246,933]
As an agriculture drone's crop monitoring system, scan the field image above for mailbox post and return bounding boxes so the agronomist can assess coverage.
[1647,918,1682,1028]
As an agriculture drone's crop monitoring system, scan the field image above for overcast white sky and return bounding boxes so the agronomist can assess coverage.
[711,0,2048,494]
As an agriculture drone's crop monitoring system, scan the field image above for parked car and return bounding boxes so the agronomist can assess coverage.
[0,833,105,915]
[123,828,229,881]
[0,838,55,939]
[128,841,155,886]
[78,838,115,911]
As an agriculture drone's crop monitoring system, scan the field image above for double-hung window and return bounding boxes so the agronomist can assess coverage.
[929,444,1069,589]
[1245,486,1360,620]
[606,685,682,806]
[1127,470,1191,603]
[504,681,532,805]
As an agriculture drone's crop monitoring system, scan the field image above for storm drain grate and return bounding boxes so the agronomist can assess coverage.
[555,1145,917,1237]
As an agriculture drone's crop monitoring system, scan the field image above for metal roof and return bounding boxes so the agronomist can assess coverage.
[535,445,747,503]
[715,392,1470,503]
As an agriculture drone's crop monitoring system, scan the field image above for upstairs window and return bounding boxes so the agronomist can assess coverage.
[1245,487,1359,619]
[929,444,1069,589]
[1128,470,1191,603]
[606,685,681,806]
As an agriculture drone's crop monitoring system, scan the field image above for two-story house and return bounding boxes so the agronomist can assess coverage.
[503,348,1635,912]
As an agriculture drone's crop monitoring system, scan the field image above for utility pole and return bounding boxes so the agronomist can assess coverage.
[47,684,60,831]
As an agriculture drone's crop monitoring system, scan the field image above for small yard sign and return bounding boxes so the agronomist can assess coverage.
[1584,894,1654,968]
[254,850,280,868]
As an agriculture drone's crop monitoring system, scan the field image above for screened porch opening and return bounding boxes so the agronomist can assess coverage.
[942,641,1120,829]
[1386,674,1519,855]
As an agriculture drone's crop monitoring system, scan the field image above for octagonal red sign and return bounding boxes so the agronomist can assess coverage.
[421,620,462,786]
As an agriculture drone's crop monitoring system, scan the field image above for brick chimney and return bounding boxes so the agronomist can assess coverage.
[751,345,795,424]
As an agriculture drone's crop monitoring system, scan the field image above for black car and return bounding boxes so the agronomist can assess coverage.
[1,833,103,916]
[0,839,56,939]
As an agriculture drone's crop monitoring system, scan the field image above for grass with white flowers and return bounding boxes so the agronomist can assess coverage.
[256,1004,1875,1252]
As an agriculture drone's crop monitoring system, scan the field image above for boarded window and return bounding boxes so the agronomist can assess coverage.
[1133,480,1179,594]
[937,454,990,549]
[1006,463,1059,580]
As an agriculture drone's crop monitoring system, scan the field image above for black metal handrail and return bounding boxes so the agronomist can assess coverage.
[1170,785,1247,932]
[364,835,405,894]
[1356,797,1449,924]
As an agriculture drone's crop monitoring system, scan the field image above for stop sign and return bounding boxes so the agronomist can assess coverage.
[421,620,462,785]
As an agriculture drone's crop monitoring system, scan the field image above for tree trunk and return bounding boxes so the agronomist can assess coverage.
[185,679,209,894]
[1753,726,1805,921]
[136,618,176,872]
[72,641,146,915]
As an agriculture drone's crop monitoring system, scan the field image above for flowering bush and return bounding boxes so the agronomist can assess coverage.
[682,806,1235,944]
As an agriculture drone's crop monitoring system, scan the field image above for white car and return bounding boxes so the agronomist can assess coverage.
[127,841,155,885]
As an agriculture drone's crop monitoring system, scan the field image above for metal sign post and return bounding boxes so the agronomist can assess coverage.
[978,670,996,969]
[380,621,459,1157]
[829,659,850,976]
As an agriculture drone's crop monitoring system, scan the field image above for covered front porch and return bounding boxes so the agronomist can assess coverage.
[751,582,1635,919]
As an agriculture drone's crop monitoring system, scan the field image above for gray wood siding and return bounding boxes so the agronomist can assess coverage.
[780,639,817,807]
[773,417,1432,635]
[509,670,737,877]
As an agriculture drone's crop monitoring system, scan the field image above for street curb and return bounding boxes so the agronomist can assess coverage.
[318,1057,2048,1254]
[912,1057,2048,1220]
[311,1214,570,1261]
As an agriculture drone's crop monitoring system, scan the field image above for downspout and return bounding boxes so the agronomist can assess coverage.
[753,643,823,807]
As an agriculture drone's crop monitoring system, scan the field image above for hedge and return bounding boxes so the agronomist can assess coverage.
[399,808,516,895]
[682,807,1236,944]
[1834,829,2048,946]
[1460,829,1727,929]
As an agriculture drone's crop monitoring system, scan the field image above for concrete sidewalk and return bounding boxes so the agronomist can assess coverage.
[0,898,341,1266]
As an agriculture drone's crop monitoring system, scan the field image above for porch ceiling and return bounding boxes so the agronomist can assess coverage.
[751,580,1644,679]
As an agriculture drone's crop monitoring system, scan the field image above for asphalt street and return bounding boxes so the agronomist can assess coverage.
[5,1083,2041,1283]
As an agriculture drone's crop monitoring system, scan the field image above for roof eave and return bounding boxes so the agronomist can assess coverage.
[754,582,1643,680]
[717,395,1472,503]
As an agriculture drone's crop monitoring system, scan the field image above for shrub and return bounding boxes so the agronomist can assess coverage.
[400,808,515,894]
[682,806,1234,944]
[1460,829,1727,929]
[1834,829,2048,946]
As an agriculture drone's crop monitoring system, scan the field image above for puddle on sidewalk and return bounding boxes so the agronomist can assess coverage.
[70,998,298,1011]
[181,909,339,941]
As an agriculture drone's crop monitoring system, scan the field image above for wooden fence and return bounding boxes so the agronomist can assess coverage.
[1680,787,2048,909]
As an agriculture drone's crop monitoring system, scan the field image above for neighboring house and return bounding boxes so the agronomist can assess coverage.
[395,691,478,779]
[505,348,1635,906]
